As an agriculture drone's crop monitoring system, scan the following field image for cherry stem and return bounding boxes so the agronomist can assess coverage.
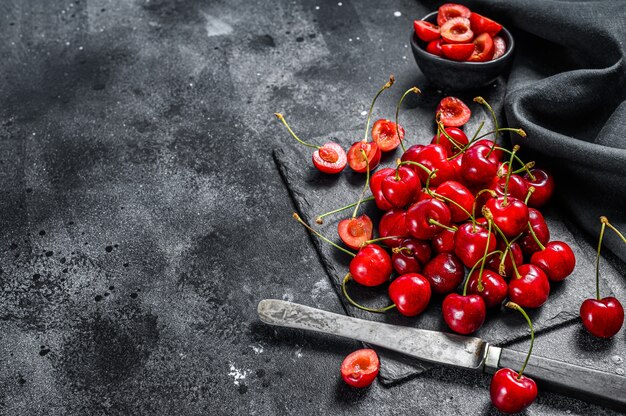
[595,219,606,300]
[502,145,520,206]
[427,189,475,223]
[292,213,356,257]
[505,302,534,379]
[364,236,403,245]
[493,146,531,174]
[485,208,521,279]
[428,219,457,232]
[474,96,500,140]
[352,149,371,218]
[436,118,465,153]
[342,274,396,313]
[499,234,521,277]
[396,87,421,152]
[397,160,434,176]
[527,221,546,251]
[524,186,535,205]
[274,113,320,149]
[315,196,375,224]
[471,189,496,222]
[473,128,527,142]
[469,121,485,144]
[601,216,626,245]
[392,246,412,255]
[513,161,535,175]
[363,75,395,143]
[477,220,493,290]
[467,249,503,293]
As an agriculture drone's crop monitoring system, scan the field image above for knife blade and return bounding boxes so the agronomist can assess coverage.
[258,299,626,412]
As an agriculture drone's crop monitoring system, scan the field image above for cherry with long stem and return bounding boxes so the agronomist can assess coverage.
[342,273,395,313]
[363,75,395,143]
[396,87,421,152]
[293,213,356,257]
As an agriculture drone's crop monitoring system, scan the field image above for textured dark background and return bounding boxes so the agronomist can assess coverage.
[0,0,624,415]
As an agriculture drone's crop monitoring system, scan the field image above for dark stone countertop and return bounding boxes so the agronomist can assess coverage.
[0,1,624,415]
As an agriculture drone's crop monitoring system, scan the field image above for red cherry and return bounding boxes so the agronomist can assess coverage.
[492,36,507,60]
[490,368,538,414]
[402,144,456,186]
[369,168,395,211]
[580,297,625,339]
[341,349,379,388]
[430,127,468,157]
[460,143,499,186]
[442,293,486,334]
[467,269,508,308]
[437,3,471,27]
[425,38,444,57]
[349,244,392,287]
[437,97,471,128]
[406,199,452,240]
[508,264,550,308]
[435,180,473,222]
[371,119,405,152]
[441,43,475,61]
[337,215,373,250]
[469,12,503,37]
[413,20,440,42]
[471,138,504,159]
[484,197,529,238]
[524,168,555,208]
[454,222,497,268]
[422,252,464,295]
[347,141,381,173]
[467,33,495,62]
[388,273,432,317]
[491,173,528,201]
[392,238,432,275]
[530,241,576,282]
[519,208,550,257]
[486,239,523,278]
[432,229,456,254]
[379,209,409,248]
[381,167,421,208]
[440,17,473,44]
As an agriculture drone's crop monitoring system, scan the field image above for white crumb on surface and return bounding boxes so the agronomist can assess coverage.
[228,362,249,386]
[251,344,264,354]
[394,11,402,17]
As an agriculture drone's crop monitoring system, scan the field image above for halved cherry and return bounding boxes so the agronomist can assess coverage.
[467,33,495,62]
[371,119,405,152]
[313,143,348,174]
[426,38,444,57]
[337,215,374,250]
[469,12,502,37]
[441,43,475,61]
[414,20,440,42]
[436,97,471,127]
[341,349,379,388]
[437,3,471,26]
[347,141,381,173]
[440,17,473,44]
[492,36,507,60]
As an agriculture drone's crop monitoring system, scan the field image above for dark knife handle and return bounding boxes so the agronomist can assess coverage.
[496,348,626,412]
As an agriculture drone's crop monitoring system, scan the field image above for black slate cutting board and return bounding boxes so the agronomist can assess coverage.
[272,85,617,384]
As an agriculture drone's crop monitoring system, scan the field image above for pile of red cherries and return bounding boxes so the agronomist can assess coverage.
[414,3,507,62]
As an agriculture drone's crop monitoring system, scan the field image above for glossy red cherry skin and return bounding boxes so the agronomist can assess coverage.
[484,197,529,238]
[460,143,499,186]
[472,139,504,160]
[422,252,464,295]
[349,244,392,287]
[379,209,409,248]
[381,166,421,208]
[337,215,373,250]
[401,144,456,187]
[341,349,379,388]
[490,368,538,414]
[388,273,432,317]
[432,229,456,254]
[508,264,550,308]
[406,199,452,240]
[430,127,468,157]
[580,297,624,338]
[454,222,497,268]
[486,239,523,279]
[524,168,555,208]
[519,208,550,257]
[370,168,395,211]
[491,174,528,201]
[347,141,381,173]
[442,293,486,334]
[392,238,431,275]
[435,181,473,222]
[313,142,347,174]
[530,241,576,282]
[467,270,508,308]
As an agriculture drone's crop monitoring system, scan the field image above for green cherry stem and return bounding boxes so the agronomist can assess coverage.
[524,186,535,205]
[527,221,546,251]
[428,219,457,232]
[492,146,532,174]
[292,213,356,257]
[601,216,626,245]
[352,149,371,218]
[484,207,521,279]
[342,273,396,313]
[499,234,521,277]
[467,250,504,292]
[505,301,534,379]
[502,145,520,206]
[472,189,497,223]
[477,220,493,289]
[512,161,535,175]
[397,160,434,176]
[364,236,404,245]
[396,87,421,152]
[427,189,476,223]
[436,117,465,152]
[469,120,485,145]
[275,113,320,149]
[473,128,527,142]
[315,197,375,224]
[363,75,395,143]
[595,218,607,300]
[474,96,500,140]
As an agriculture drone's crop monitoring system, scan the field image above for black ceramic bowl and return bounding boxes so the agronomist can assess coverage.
[410,11,514,91]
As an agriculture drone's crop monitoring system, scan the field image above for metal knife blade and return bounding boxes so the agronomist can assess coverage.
[258,299,490,370]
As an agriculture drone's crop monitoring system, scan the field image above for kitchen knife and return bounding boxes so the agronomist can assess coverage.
[258,299,626,412]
